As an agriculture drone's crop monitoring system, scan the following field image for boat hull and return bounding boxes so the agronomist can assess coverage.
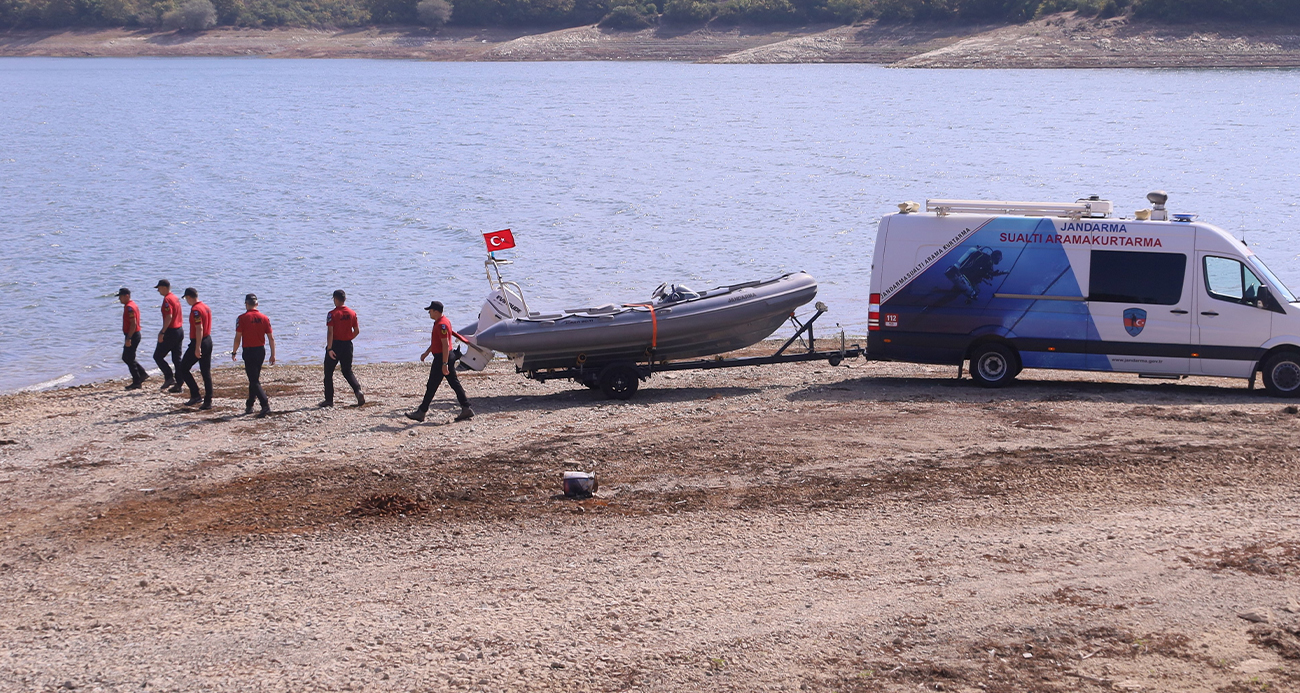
[473,272,818,371]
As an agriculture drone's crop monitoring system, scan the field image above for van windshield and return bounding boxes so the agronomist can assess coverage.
[1247,256,1299,303]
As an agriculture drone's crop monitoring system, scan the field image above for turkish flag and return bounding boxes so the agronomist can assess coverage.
[483,229,516,252]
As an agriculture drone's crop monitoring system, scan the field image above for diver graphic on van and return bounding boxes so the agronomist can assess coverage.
[943,246,1008,303]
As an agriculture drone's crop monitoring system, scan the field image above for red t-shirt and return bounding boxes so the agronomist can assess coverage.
[429,315,455,355]
[327,306,358,342]
[190,301,212,341]
[122,301,140,335]
[236,310,272,348]
[162,292,183,329]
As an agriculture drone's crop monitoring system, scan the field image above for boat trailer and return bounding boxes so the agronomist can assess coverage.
[521,302,865,400]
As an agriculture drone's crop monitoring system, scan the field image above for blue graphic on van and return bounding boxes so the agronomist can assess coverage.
[1123,308,1147,337]
[880,216,1106,370]
[943,246,1006,303]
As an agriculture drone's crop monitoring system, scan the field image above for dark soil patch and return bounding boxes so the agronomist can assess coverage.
[348,492,425,517]
[823,625,1196,693]
[1249,624,1300,660]
[1031,586,1125,612]
[1190,540,1300,577]
[74,412,1300,543]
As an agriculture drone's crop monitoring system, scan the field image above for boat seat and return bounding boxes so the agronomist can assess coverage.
[526,312,564,320]
[580,304,622,315]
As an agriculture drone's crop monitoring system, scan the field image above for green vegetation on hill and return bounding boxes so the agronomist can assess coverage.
[2,0,1297,31]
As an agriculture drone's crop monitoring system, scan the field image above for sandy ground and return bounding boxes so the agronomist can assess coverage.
[2,345,1299,692]
[3,14,1299,66]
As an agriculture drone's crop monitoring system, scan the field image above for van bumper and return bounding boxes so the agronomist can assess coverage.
[868,332,968,366]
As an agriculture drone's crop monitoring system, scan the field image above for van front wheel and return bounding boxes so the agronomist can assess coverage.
[1261,352,1300,398]
[970,344,1018,389]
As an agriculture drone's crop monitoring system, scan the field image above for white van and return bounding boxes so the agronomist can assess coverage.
[866,193,1300,397]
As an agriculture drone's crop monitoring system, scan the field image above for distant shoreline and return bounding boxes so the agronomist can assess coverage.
[4,15,1300,67]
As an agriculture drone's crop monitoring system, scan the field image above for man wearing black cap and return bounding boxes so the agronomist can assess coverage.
[117,288,148,390]
[405,300,473,423]
[232,293,275,417]
[153,280,184,391]
[177,287,214,410]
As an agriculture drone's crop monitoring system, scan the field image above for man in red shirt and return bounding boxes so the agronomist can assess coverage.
[117,288,148,390]
[321,289,364,407]
[231,293,276,417]
[153,279,185,392]
[405,300,473,423]
[177,287,214,410]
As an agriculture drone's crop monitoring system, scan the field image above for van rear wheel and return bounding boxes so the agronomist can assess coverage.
[1261,352,1300,398]
[970,343,1018,389]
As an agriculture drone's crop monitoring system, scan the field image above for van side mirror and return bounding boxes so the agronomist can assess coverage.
[1257,286,1285,314]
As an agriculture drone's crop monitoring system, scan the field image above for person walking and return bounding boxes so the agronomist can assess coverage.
[405,300,473,423]
[177,287,214,410]
[153,279,185,392]
[321,289,364,407]
[231,293,275,417]
[117,288,148,390]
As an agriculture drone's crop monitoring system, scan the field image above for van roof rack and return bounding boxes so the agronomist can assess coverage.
[926,198,1113,218]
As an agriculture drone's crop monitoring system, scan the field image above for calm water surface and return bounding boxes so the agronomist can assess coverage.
[1,59,1298,391]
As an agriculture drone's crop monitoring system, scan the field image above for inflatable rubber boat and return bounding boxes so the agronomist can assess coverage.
[459,263,818,373]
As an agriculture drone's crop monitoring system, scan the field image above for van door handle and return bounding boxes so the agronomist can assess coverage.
[1170,309,1189,314]
[1201,311,1219,316]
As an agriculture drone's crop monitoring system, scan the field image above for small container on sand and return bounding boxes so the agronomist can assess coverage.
[562,471,598,498]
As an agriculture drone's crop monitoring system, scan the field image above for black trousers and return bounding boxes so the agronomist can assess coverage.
[179,336,213,402]
[242,346,269,410]
[324,339,362,403]
[418,352,469,411]
[122,331,147,383]
[152,326,184,382]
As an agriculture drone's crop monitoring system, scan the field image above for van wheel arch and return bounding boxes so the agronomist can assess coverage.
[1258,348,1300,398]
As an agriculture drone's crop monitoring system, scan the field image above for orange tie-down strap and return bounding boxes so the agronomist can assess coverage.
[623,303,658,350]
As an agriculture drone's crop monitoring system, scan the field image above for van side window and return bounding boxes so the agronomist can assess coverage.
[1088,250,1187,305]
[1204,256,1265,306]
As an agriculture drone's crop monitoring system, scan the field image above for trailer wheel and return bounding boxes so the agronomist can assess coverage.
[599,364,641,400]
[1261,351,1300,398]
[970,343,1018,389]
[828,353,844,367]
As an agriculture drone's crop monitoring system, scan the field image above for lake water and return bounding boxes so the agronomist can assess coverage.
[1,59,1298,392]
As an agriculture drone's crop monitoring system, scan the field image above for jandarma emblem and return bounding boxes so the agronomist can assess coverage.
[1123,308,1147,337]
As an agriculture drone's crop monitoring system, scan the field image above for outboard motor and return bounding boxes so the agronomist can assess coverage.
[457,287,524,372]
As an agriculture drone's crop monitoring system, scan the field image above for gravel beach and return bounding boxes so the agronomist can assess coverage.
[2,349,1299,691]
